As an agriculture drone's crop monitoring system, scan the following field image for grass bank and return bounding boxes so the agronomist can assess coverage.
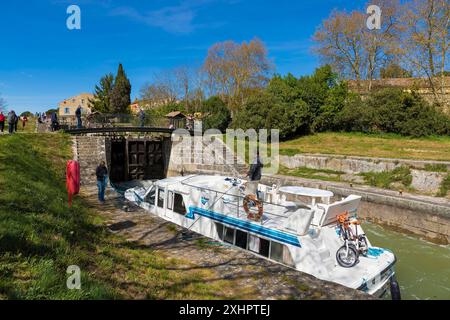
[280,132,450,161]
[0,133,239,299]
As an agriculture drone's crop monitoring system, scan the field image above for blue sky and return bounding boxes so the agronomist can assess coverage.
[0,0,365,114]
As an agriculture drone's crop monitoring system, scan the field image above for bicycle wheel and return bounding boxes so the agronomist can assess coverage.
[336,244,359,268]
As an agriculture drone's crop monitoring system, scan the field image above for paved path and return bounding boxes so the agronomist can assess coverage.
[81,186,372,300]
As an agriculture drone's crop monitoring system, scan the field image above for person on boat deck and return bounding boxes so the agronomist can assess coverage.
[246,151,264,197]
[95,161,108,204]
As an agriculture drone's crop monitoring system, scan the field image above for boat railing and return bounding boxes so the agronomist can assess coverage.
[181,178,311,227]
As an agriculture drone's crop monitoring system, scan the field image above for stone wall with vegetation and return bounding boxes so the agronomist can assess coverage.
[281,153,450,197]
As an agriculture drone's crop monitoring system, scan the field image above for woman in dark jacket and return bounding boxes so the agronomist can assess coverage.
[95,161,108,203]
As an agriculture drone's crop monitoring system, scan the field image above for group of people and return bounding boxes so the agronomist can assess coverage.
[36,111,60,132]
[0,111,27,134]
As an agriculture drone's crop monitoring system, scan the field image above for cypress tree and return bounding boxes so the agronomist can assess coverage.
[110,64,131,114]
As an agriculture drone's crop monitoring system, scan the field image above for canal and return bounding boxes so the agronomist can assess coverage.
[364,223,450,300]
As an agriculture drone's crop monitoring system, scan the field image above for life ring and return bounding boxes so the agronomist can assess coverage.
[243,194,264,222]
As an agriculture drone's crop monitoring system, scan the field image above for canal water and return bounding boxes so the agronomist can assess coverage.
[364,223,450,300]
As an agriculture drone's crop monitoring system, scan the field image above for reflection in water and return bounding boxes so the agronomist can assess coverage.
[364,223,450,300]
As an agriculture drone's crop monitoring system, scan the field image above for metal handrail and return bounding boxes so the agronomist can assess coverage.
[180,176,311,223]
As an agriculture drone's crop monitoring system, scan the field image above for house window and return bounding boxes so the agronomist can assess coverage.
[64,108,70,114]
[72,99,76,103]
[173,193,187,215]
[81,99,85,105]
[157,189,165,208]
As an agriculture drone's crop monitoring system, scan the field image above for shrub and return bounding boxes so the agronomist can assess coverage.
[232,91,310,139]
[339,88,450,137]
[198,96,231,132]
[360,166,412,189]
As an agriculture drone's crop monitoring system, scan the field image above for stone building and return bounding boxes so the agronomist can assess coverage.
[129,98,182,114]
[58,93,94,122]
[347,77,450,113]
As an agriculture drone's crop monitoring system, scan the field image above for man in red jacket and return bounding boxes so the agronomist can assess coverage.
[0,112,5,133]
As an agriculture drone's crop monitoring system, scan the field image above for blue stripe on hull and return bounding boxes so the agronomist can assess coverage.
[187,207,301,247]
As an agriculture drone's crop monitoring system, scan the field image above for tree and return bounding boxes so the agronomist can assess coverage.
[198,96,231,131]
[110,64,131,114]
[46,108,58,115]
[232,91,310,139]
[20,111,33,117]
[267,65,341,123]
[89,73,114,113]
[380,63,413,78]
[313,10,367,83]
[313,1,402,89]
[203,38,273,114]
[140,69,179,107]
[396,0,450,105]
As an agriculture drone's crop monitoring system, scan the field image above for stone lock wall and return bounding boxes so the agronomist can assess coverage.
[167,135,248,177]
[72,136,107,186]
[73,134,248,186]
[281,153,450,195]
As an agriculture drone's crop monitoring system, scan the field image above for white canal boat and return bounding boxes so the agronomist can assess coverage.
[124,175,400,299]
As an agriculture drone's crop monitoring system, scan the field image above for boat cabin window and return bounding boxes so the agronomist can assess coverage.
[173,193,187,215]
[248,235,270,258]
[270,241,295,267]
[157,189,165,208]
[270,242,284,263]
[144,187,156,205]
[235,230,248,249]
[167,191,174,210]
[224,227,235,244]
[216,223,224,240]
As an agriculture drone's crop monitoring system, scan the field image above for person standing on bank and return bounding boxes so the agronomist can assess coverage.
[138,108,146,128]
[14,113,19,132]
[246,151,264,197]
[51,112,59,132]
[75,106,82,129]
[96,161,108,204]
[0,112,5,133]
[7,110,16,134]
[22,115,28,129]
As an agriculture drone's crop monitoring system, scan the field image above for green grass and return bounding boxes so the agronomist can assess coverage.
[438,175,450,197]
[0,133,247,300]
[359,166,413,190]
[3,117,36,134]
[424,164,448,173]
[279,166,345,183]
[220,132,450,162]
